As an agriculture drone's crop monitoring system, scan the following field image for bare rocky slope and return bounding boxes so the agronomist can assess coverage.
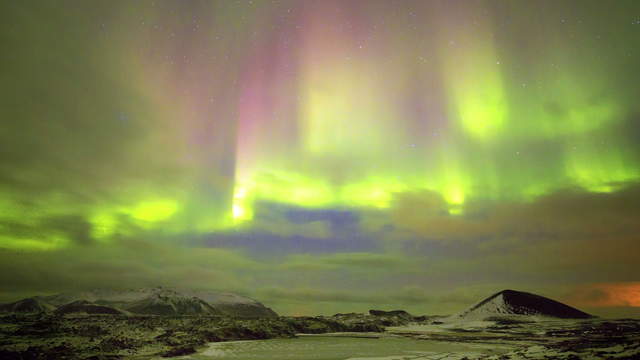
[54,300,127,316]
[456,289,594,320]
[0,298,55,314]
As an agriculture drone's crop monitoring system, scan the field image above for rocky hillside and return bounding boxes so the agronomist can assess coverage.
[0,298,55,314]
[1,287,277,318]
[0,310,419,358]
[54,300,127,315]
[456,289,594,320]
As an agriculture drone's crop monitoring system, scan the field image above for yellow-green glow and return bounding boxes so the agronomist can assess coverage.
[254,173,333,207]
[232,185,253,222]
[566,143,639,193]
[439,19,508,141]
[90,212,118,240]
[128,199,179,222]
[340,180,407,208]
[560,101,620,136]
[86,199,182,239]
[232,172,334,224]
[522,183,556,201]
[300,58,395,156]
[443,185,465,205]
[3,0,640,255]
[231,167,477,223]
[0,235,68,251]
[232,174,411,224]
[457,93,507,140]
[433,179,467,215]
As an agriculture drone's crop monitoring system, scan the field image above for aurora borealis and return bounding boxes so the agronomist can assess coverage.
[1,0,639,316]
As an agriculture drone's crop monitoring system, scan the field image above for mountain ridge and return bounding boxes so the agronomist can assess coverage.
[1,287,278,318]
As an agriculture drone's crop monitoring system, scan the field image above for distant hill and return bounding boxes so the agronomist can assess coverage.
[1,287,278,318]
[123,289,222,316]
[54,300,126,315]
[456,289,594,320]
[369,309,413,321]
[0,298,55,314]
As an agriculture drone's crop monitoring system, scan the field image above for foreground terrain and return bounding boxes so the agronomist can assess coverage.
[383,317,640,360]
[1,313,639,359]
[0,311,415,359]
[1,289,638,359]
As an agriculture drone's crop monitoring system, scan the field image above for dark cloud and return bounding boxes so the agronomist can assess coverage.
[258,288,372,304]
[202,231,378,256]
[389,182,640,242]
[284,206,359,230]
[0,240,257,298]
[42,215,93,246]
[253,202,360,232]
[0,215,93,247]
[198,202,375,256]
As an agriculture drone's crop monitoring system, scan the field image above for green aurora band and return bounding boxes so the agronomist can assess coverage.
[1,0,639,250]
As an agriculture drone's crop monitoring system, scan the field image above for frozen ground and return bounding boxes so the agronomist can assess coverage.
[174,317,640,360]
[1,313,638,359]
[181,336,507,360]
[0,312,412,358]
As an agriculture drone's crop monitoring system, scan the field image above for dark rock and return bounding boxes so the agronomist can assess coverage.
[333,312,360,317]
[98,336,137,352]
[161,346,196,358]
[369,309,412,319]
[485,316,535,325]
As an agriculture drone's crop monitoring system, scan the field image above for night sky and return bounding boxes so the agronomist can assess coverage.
[1,0,639,317]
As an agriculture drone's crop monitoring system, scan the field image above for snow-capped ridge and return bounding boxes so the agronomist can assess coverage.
[1,287,277,318]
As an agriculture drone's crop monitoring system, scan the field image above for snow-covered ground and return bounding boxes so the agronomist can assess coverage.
[182,336,504,360]
[182,317,640,360]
